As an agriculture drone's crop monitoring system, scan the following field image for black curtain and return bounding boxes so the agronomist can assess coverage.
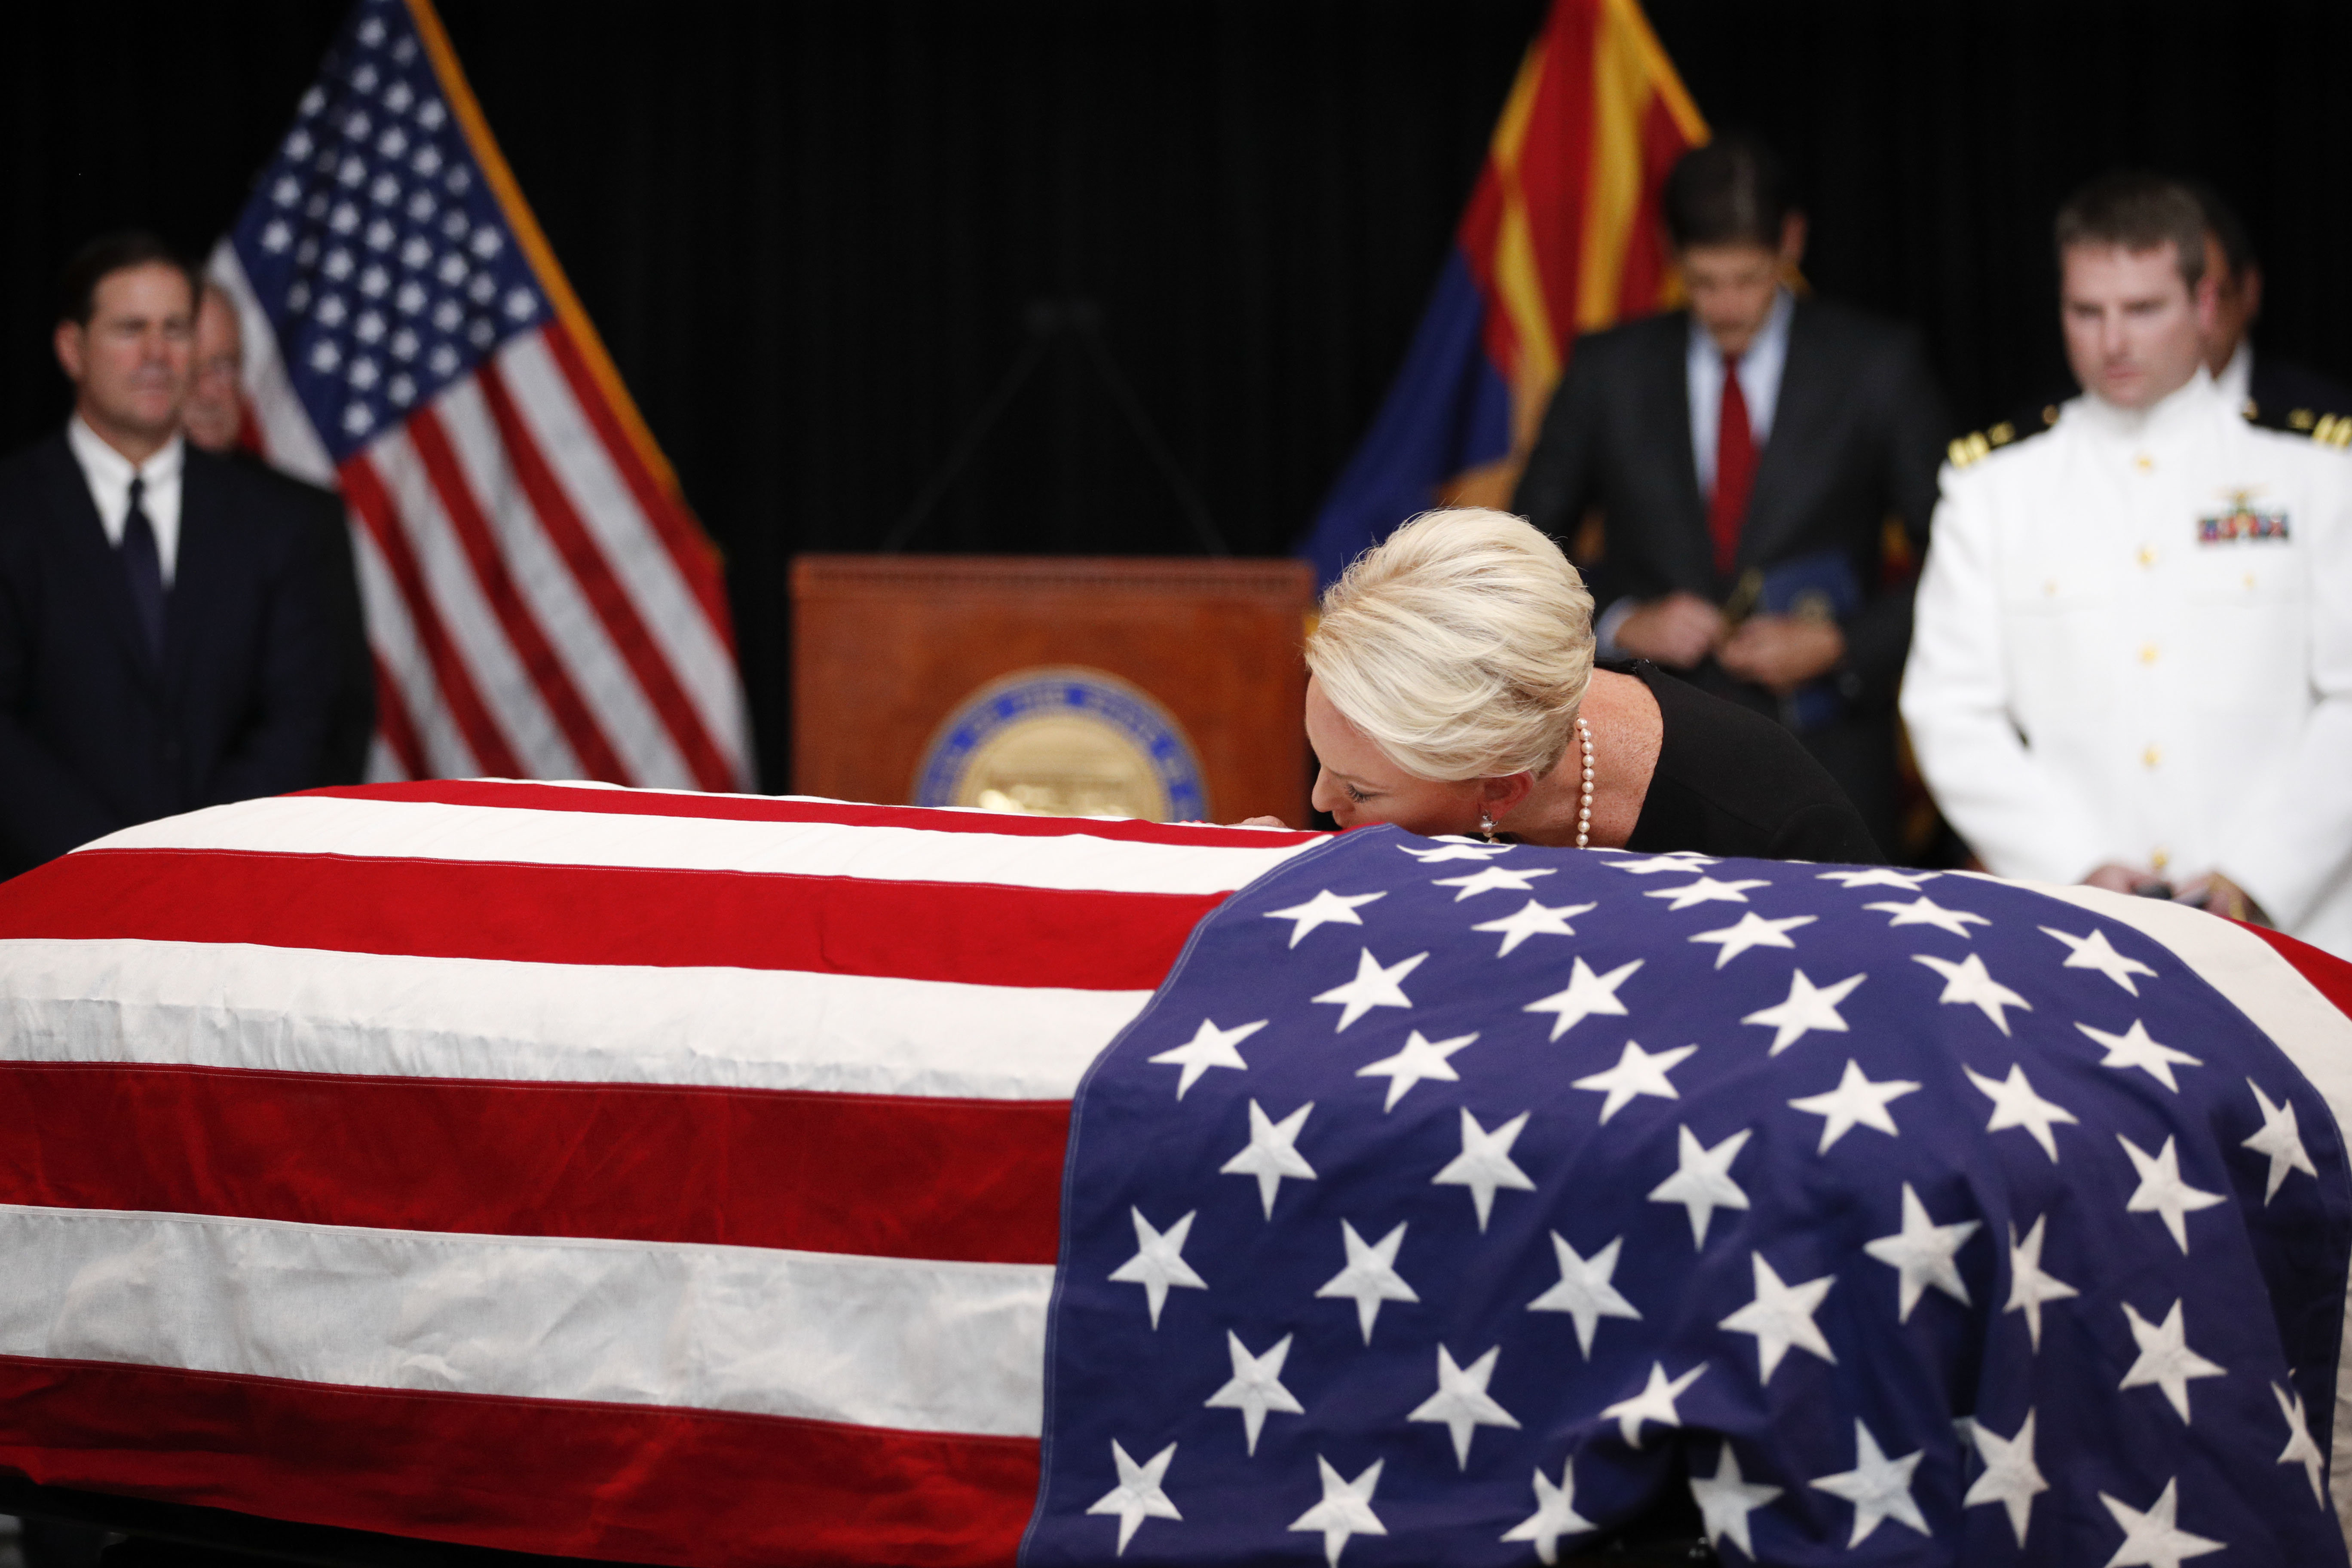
[6,1,2349,790]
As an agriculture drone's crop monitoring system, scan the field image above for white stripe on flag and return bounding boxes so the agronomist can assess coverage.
[207,244,338,490]
[79,795,1317,895]
[0,939,1145,1099]
[0,1206,1050,1437]
[433,377,695,788]
[367,424,582,779]
[346,503,478,778]
[498,332,746,774]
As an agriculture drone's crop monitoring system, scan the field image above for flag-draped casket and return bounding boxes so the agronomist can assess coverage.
[2,782,2351,1568]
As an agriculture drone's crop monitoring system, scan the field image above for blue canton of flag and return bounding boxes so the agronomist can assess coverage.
[230,0,546,461]
[1028,829,2352,1567]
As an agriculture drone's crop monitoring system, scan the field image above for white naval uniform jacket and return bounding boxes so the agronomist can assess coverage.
[1901,370,2352,957]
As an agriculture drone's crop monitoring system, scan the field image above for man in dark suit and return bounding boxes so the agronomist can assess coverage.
[187,278,375,785]
[0,232,339,879]
[1511,136,1950,856]
[2192,181,2352,431]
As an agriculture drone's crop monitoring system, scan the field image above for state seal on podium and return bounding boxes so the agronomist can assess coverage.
[913,666,1209,822]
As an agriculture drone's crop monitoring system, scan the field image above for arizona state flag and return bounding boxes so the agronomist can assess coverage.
[1301,0,1706,585]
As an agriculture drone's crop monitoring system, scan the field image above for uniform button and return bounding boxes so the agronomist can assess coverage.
[2139,643,2159,665]
[2134,453,2155,473]
[2138,545,2158,568]
[2153,848,2171,873]
[2244,573,2257,589]
[2043,579,2059,596]
[160,741,182,764]
[2142,744,2162,769]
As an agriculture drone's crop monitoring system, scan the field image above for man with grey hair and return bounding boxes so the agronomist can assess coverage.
[184,280,374,785]
[1902,171,2352,956]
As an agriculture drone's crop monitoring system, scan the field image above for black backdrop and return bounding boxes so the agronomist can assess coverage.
[6,1,2350,790]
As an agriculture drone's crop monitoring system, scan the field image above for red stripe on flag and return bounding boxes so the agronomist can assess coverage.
[296,778,1329,848]
[540,319,736,647]
[404,404,632,784]
[0,1357,1035,1568]
[476,356,735,791]
[0,1062,1066,1264]
[3,850,1211,990]
[338,454,524,778]
[1616,93,1691,315]
[368,654,429,780]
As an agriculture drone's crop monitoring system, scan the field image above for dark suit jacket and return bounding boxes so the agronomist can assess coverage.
[234,453,374,786]
[2248,352,2352,428]
[0,430,341,876]
[1510,298,1951,715]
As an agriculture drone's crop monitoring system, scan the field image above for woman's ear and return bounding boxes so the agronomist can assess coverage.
[1479,772,1536,823]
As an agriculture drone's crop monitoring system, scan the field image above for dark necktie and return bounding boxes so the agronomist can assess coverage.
[119,474,166,662]
[1708,352,1758,578]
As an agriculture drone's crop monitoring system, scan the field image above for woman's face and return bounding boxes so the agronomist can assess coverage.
[1305,677,1482,836]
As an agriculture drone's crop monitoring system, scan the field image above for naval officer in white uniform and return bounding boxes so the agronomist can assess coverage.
[1902,172,2352,957]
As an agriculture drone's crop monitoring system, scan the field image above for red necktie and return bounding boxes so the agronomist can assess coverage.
[1708,353,1757,578]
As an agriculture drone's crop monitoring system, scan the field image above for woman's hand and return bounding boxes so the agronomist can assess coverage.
[1232,815,1292,829]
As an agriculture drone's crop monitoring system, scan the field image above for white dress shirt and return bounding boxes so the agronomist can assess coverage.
[1595,289,1802,656]
[1687,287,1795,494]
[1901,369,2352,955]
[66,416,185,588]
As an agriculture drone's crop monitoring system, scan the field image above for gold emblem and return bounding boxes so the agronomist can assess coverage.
[914,666,1207,821]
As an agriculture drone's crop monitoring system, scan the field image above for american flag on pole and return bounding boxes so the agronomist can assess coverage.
[3,789,2352,1568]
[207,0,751,791]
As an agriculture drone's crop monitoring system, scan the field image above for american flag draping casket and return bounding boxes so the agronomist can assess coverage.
[2,782,2351,1568]
[0,782,1321,1565]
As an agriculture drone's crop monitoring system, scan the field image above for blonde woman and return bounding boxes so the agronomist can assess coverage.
[1257,508,1879,861]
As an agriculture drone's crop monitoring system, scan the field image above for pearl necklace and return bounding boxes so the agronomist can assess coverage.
[1480,715,1597,848]
[1574,715,1594,849]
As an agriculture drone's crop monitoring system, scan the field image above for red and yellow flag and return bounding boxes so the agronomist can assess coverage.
[1303,0,1706,579]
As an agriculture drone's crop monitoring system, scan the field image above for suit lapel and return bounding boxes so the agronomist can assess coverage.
[36,435,159,687]
[1739,300,1830,567]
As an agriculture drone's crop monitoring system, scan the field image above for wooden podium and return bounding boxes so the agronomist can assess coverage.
[791,556,1314,824]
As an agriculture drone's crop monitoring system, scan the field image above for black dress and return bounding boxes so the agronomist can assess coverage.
[1613,661,1883,864]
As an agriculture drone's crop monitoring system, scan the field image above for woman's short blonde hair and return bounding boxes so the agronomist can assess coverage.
[1306,507,1596,781]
